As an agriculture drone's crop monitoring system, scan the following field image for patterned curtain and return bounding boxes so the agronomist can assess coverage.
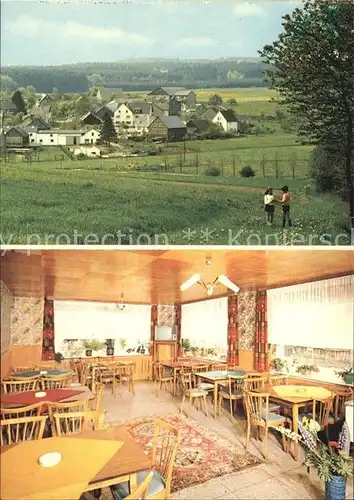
[150,305,158,355]
[42,298,55,360]
[175,304,182,357]
[254,290,268,372]
[227,295,239,365]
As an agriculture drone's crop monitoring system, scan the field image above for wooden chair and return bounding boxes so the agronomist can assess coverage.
[125,471,154,500]
[38,362,57,370]
[153,363,173,398]
[269,375,288,386]
[180,372,208,416]
[1,378,39,393]
[89,382,104,412]
[1,403,44,419]
[69,359,82,382]
[97,364,119,397]
[244,375,266,391]
[111,419,180,500]
[218,376,245,419]
[191,364,209,388]
[53,411,104,436]
[48,400,89,436]
[0,416,47,445]
[10,366,37,374]
[312,394,335,428]
[41,374,72,390]
[211,363,227,371]
[117,364,135,394]
[334,387,353,420]
[244,390,288,459]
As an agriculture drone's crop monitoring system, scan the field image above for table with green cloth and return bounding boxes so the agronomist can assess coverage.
[194,370,248,418]
[13,370,71,378]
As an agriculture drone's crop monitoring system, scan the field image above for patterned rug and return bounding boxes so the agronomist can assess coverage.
[124,412,261,492]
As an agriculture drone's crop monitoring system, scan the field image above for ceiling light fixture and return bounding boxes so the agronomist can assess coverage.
[180,258,240,296]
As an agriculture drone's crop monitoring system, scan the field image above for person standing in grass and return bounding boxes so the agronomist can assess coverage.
[264,187,275,226]
[280,185,292,228]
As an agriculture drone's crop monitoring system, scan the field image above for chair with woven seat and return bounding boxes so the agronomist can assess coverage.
[218,376,245,419]
[334,387,353,420]
[313,394,335,428]
[0,415,47,445]
[1,378,39,393]
[180,372,208,416]
[41,373,72,390]
[244,390,288,459]
[88,382,104,412]
[153,363,174,398]
[53,410,104,436]
[110,418,180,500]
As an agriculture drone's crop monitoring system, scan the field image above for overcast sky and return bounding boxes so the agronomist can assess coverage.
[1,0,301,66]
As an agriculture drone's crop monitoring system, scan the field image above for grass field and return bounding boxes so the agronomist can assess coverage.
[1,162,349,245]
[1,87,349,245]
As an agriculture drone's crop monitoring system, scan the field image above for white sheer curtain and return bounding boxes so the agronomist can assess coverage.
[54,300,151,349]
[268,275,354,349]
[181,297,228,353]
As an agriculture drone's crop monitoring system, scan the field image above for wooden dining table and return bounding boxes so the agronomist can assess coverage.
[253,384,332,461]
[194,370,248,418]
[0,425,150,500]
[0,386,94,409]
[11,370,72,378]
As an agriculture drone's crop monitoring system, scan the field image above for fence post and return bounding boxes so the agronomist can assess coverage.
[275,152,279,179]
[195,153,199,174]
[179,155,183,173]
[261,155,266,178]
[220,157,224,176]
[165,156,167,173]
[232,156,236,176]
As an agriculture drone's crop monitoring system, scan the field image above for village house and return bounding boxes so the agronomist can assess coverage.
[35,94,53,109]
[81,111,103,126]
[186,118,210,136]
[22,116,51,130]
[3,126,29,147]
[148,115,187,141]
[148,87,196,110]
[114,101,155,137]
[212,109,238,133]
[27,128,99,146]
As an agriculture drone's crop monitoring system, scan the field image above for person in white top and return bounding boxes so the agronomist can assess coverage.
[264,187,275,225]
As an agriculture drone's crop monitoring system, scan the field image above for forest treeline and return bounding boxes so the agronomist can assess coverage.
[1,59,267,93]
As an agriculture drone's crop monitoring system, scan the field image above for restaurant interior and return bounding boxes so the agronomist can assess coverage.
[0,248,353,500]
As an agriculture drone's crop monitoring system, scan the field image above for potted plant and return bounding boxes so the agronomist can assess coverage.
[336,367,354,385]
[270,357,288,373]
[190,346,199,357]
[105,339,115,356]
[181,339,191,356]
[296,364,319,376]
[277,418,352,500]
[54,352,64,364]
[118,338,127,353]
[82,340,103,357]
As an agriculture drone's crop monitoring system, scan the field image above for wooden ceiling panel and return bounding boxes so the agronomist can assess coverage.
[0,249,353,304]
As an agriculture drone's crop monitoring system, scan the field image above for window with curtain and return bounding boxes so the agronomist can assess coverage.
[54,301,151,357]
[181,297,228,359]
[268,275,354,383]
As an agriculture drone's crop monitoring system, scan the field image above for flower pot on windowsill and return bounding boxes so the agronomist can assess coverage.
[85,349,92,357]
[106,348,114,356]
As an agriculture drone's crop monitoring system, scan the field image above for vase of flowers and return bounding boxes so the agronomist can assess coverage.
[277,418,352,500]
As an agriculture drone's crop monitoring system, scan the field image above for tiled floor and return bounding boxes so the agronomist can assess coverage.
[102,381,354,500]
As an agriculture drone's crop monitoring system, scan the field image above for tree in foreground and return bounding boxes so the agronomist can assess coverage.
[259,0,354,227]
[208,94,223,106]
[99,114,118,145]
